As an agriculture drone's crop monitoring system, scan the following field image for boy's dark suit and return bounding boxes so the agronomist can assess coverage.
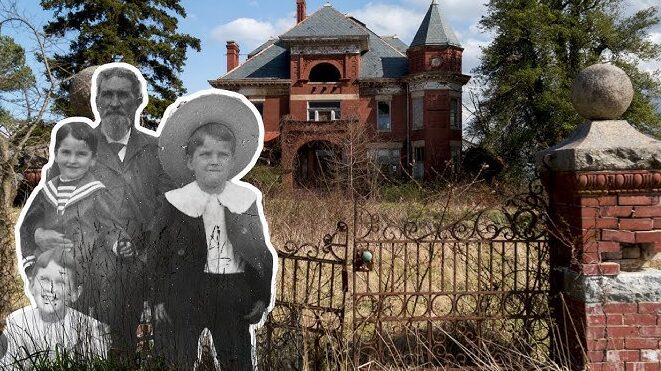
[149,195,273,370]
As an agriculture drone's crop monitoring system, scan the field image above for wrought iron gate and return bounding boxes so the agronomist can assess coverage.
[351,182,551,367]
[258,222,349,370]
[260,181,551,369]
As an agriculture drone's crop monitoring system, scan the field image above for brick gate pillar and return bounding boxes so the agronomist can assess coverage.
[537,64,661,370]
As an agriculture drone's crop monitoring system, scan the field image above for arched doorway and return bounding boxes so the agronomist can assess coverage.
[294,140,342,189]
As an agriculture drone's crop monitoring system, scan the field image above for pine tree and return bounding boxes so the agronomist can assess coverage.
[41,0,201,127]
[471,0,661,179]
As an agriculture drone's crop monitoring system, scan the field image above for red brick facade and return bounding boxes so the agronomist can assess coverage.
[211,1,470,187]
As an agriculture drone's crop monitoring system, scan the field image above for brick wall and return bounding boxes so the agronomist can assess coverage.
[544,170,661,370]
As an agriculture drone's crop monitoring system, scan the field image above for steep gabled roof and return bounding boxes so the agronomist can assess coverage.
[248,38,278,59]
[217,4,411,82]
[221,41,289,79]
[382,36,408,54]
[280,4,369,40]
[410,0,461,48]
[356,26,408,79]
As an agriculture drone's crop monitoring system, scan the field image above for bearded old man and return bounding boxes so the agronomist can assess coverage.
[32,63,174,357]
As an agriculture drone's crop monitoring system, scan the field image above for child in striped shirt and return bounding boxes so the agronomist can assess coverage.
[18,121,133,328]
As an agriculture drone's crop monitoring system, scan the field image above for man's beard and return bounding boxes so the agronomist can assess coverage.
[102,113,132,141]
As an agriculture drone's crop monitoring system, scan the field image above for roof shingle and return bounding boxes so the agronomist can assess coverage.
[280,4,369,39]
[410,1,461,48]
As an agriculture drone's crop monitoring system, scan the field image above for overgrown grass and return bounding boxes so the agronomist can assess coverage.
[0,177,571,370]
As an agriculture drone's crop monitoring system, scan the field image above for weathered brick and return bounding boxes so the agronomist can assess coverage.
[605,303,639,313]
[595,217,619,229]
[588,326,607,339]
[582,207,599,218]
[640,326,661,337]
[588,314,606,325]
[619,195,655,206]
[633,206,661,218]
[640,349,661,362]
[582,252,601,264]
[620,218,655,231]
[598,241,621,252]
[582,263,620,276]
[654,218,661,229]
[606,313,624,325]
[625,362,661,371]
[638,302,661,314]
[588,350,606,362]
[588,339,608,351]
[607,349,640,362]
[625,338,660,350]
[602,229,636,243]
[624,313,657,326]
[636,230,661,243]
[601,206,635,217]
[607,325,639,338]
[586,303,605,314]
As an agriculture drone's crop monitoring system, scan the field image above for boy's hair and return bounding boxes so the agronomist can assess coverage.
[54,122,98,156]
[185,122,236,156]
[29,248,81,286]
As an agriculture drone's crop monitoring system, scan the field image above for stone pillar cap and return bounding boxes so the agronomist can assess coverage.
[536,63,661,172]
[572,64,633,120]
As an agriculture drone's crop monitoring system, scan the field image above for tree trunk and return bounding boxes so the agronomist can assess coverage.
[0,136,22,326]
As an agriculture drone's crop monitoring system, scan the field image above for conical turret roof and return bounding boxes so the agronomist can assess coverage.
[410,0,460,48]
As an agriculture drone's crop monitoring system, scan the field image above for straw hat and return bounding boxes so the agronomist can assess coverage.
[158,91,262,187]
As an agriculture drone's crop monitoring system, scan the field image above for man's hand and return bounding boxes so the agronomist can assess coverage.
[114,239,135,258]
[243,300,266,324]
[34,228,73,250]
[154,302,171,324]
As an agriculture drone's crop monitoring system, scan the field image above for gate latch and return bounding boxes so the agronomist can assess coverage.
[354,249,374,272]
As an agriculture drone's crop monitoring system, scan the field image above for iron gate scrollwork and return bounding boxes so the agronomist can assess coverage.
[257,221,349,370]
[352,180,551,367]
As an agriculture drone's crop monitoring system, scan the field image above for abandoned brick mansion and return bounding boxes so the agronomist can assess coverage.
[209,0,470,187]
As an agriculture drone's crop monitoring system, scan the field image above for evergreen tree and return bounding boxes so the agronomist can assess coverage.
[471,0,661,179]
[41,0,201,127]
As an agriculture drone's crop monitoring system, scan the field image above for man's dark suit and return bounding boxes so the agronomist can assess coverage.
[91,126,174,354]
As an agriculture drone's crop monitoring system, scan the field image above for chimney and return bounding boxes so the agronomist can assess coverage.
[226,41,240,72]
[296,0,306,24]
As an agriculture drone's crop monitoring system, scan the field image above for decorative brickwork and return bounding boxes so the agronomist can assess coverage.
[544,169,661,370]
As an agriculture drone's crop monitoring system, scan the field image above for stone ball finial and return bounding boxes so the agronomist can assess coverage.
[571,63,633,120]
[70,65,99,119]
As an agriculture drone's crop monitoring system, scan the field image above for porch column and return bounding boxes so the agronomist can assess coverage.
[537,64,661,370]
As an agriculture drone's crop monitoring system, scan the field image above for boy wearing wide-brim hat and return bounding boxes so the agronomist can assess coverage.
[149,90,275,370]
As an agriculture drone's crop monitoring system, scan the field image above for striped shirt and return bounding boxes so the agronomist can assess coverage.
[42,177,105,215]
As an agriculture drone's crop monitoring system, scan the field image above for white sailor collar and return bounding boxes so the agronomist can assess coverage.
[165,181,256,217]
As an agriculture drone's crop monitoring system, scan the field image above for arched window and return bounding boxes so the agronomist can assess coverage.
[309,63,341,82]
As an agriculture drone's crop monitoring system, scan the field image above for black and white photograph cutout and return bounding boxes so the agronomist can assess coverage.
[6,62,277,371]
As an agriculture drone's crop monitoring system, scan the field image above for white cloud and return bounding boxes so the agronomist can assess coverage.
[210,15,295,52]
[348,4,424,42]
[403,0,486,22]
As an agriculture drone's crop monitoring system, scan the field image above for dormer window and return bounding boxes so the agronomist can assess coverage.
[309,63,341,82]
[308,101,341,121]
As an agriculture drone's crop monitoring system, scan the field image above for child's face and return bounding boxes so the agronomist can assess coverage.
[30,261,80,318]
[55,134,96,181]
[187,136,234,194]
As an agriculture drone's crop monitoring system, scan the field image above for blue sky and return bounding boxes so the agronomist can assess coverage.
[3,0,660,120]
